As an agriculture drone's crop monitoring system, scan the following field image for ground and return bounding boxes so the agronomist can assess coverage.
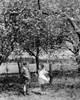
[0,77,80,100]
[0,60,79,100]
[0,87,80,100]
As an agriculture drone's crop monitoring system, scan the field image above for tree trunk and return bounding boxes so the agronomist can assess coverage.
[74,47,79,63]
[73,49,80,73]
[17,57,22,78]
[49,63,52,84]
[0,55,3,65]
[35,47,39,74]
[35,55,39,74]
[75,54,80,73]
[38,0,41,10]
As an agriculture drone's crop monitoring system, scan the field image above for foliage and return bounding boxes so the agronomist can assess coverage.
[0,0,80,67]
[40,0,80,56]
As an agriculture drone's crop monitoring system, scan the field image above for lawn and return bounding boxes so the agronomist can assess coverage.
[0,76,80,100]
[0,58,80,100]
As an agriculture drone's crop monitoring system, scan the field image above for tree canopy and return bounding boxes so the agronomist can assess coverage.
[0,0,80,70]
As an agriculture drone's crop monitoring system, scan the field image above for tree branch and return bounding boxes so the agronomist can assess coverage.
[27,48,36,57]
[23,46,35,57]
[42,12,49,15]
[37,0,49,16]
[64,38,74,45]
[38,0,41,10]
[67,18,75,30]
[66,46,75,54]
[67,17,80,42]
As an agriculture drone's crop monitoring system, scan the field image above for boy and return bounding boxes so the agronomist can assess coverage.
[21,62,30,96]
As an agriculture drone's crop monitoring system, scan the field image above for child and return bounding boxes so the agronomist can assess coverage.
[38,64,50,94]
[21,62,30,96]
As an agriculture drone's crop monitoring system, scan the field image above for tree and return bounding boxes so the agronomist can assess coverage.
[55,0,80,64]
[38,0,80,60]
[2,0,80,74]
[1,0,51,74]
[0,22,14,64]
[18,9,49,74]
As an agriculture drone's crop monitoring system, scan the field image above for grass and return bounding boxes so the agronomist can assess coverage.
[0,58,80,100]
[0,71,80,100]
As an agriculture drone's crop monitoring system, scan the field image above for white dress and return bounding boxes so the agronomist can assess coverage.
[38,68,50,84]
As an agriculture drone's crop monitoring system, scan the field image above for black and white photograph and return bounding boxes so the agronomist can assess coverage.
[0,0,80,100]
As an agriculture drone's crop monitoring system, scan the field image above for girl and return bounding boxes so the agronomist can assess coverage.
[38,64,50,94]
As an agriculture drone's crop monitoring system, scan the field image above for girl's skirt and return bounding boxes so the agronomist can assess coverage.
[38,77,50,85]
